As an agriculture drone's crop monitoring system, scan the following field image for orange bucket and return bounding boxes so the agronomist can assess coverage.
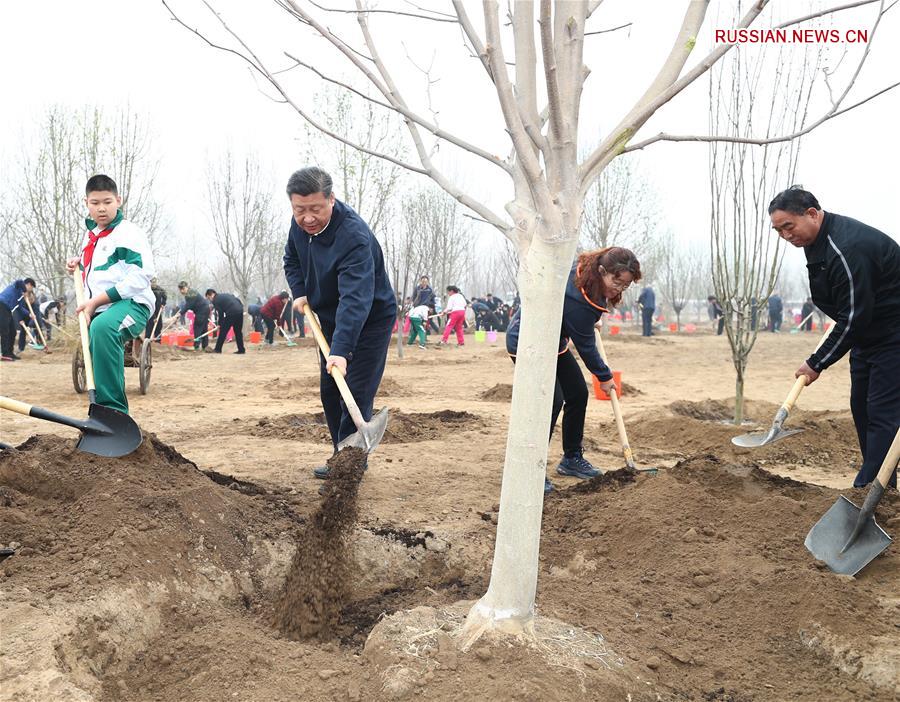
[592,371,623,401]
[249,331,262,344]
[178,333,193,347]
[669,323,677,332]
[609,325,620,335]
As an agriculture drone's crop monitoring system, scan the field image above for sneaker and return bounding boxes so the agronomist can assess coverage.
[544,477,554,494]
[418,344,426,349]
[234,350,246,354]
[1,355,14,362]
[436,340,446,346]
[556,450,602,479]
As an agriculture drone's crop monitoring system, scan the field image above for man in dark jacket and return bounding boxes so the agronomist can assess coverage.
[412,276,437,333]
[206,289,246,354]
[800,297,815,332]
[0,278,35,361]
[767,293,783,332]
[283,167,396,478]
[770,187,900,488]
[637,284,655,337]
[178,281,211,350]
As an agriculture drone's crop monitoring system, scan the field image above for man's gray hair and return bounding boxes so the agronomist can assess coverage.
[286,167,333,198]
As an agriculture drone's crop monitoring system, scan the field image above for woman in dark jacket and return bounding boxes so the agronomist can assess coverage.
[507,247,641,493]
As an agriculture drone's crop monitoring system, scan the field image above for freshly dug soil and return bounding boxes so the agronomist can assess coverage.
[273,447,367,640]
[251,412,331,442]
[380,409,483,443]
[541,455,900,701]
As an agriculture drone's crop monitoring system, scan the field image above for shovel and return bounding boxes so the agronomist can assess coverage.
[595,329,658,475]
[731,324,832,448]
[24,297,51,353]
[11,268,143,458]
[18,320,45,350]
[303,303,388,453]
[804,428,899,576]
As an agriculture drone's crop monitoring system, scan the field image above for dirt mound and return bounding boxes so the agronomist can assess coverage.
[376,376,412,397]
[621,381,643,396]
[251,412,331,442]
[670,399,733,420]
[274,447,367,639]
[541,455,900,700]
[479,383,512,401]
[382,410,483,443]
[627,401,861,476]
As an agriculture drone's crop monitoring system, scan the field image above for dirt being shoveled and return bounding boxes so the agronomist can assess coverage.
[670,399,734,421]
[274,447,367,639]
[541,456,900,701]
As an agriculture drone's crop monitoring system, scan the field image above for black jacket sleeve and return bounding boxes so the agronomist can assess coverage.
[807,245,876,372]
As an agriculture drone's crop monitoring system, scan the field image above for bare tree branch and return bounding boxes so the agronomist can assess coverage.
[585,22,631,36]
[775,0,885,28]
[539,0,564,142]
[304,0,458,23]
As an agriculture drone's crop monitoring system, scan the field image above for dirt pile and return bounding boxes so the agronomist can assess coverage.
[376,376,412,397]
[251,412,331,442]
[541,456,900,700]
[479,383,512,401]
[627,400,861,475]
[380,409,483,443]
[274,447,367,639]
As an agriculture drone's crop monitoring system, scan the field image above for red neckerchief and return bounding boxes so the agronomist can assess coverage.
[81,225,116,281]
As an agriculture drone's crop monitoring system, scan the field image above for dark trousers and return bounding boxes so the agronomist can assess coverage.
[716,317,725,335]
[641,308,654,336]
[319,316,395,449]
[512,349,587,454]
[193,314,210,349]
[849,334,900,488]
[0,303,15,357]
[294,311,306,337]
[768,312,781,332]
[215,315,245,353]
[263,316,276,344]
[146,306,163,341]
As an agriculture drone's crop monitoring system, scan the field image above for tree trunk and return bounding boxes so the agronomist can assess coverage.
[734,365,745,425]
[460,233,576,647]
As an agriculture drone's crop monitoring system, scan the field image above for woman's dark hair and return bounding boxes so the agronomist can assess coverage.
[286,167,332,198]
[446,285,459,294]
[575,246,642,306]
[768,186,820,215]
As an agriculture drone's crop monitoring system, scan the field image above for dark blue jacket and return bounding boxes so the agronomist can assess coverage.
[805,211,900,371]
[0,280,27,311]
[767,295,783,315]
[506,265,612,381]
[283,199,396,359]
[412,284,435,309]
[638,286,655,310]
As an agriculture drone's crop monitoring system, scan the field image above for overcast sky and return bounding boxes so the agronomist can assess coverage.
[1,0,897,286]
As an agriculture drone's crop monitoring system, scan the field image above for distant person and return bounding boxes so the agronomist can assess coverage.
[769,186,900,489]
[637,284,655,337]
[708,295,725,335]
[412,275,438,334]
[206,289,246,354]
[438,286,468,346]
[406,303,429,349]
[179,281,211,350]
[247,302,264,333]
[39,296,65,342]
[750,297,759,331]
[64,174,154,414]
[800,297,815,332]
[507,247,641,493]
[0,277,35,361]
[283,167,396,479]
[767,292,783,332]
[260,291,289,345]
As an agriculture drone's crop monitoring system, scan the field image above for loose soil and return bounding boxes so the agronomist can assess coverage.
[1,329,897,701]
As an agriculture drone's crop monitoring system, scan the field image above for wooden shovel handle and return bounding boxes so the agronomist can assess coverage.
[595,330,636,469]
[302,304,366,432]
[783,323,835,412]
[875,428,900,489]
[18,320,39,345]
[72,270,97,392]
[0,396,33,416]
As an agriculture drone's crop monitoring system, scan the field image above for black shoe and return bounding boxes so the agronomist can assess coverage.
[544,477,553,494]
[556,449,601,479]
[234,350,246,354]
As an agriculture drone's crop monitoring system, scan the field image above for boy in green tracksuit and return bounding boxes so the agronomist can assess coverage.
[66,175,155,415]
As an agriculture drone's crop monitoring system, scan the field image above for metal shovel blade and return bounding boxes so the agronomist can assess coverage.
[336,407,389,454]
[804,495,892,576]
[731,425,803,448]
[76,402,143,458]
